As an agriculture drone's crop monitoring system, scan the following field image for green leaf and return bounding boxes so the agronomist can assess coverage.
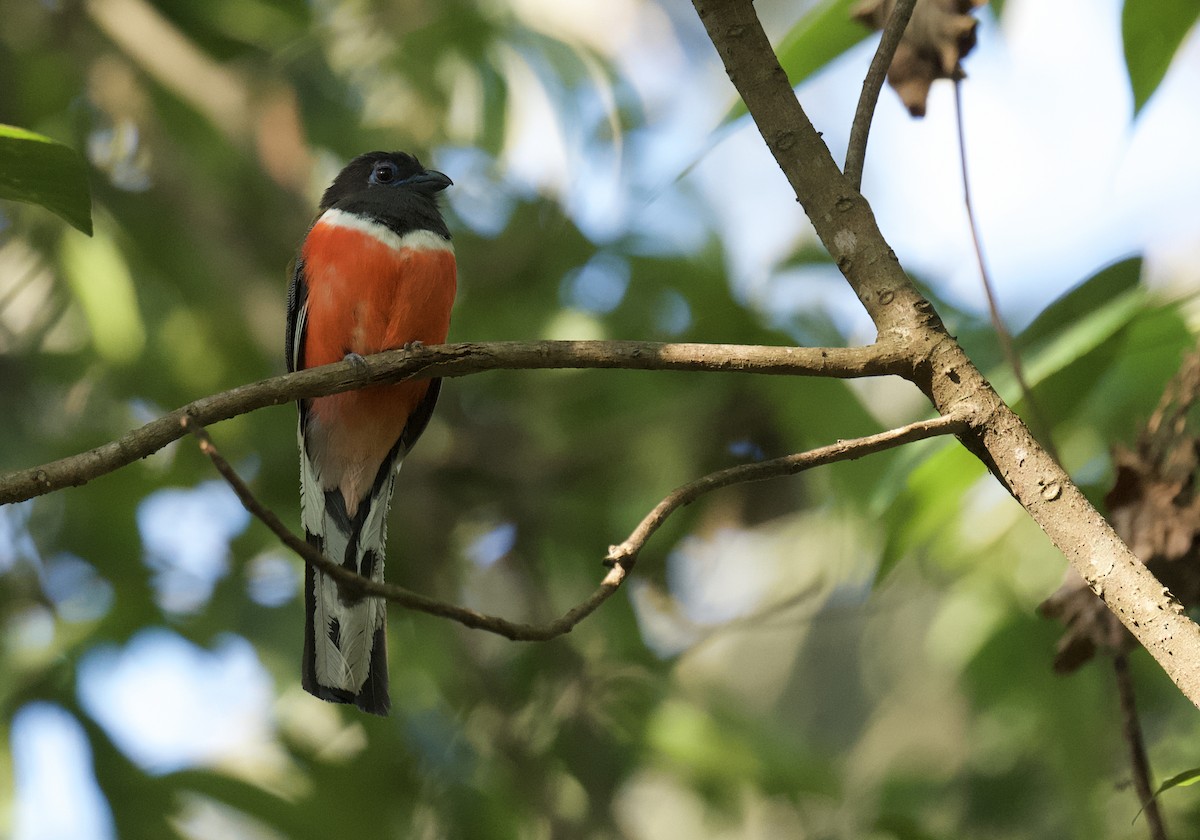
[875,440,982,583]
[1135,766,1200,822]
[1122,0,1200,114]
[1008,288,1145,391]
[985,258,1148,402]
[0,124,93,235]
[1155,766,1200,794]
[1017,258,1141,352]
[777,0,868,87]
[726,0,868,120]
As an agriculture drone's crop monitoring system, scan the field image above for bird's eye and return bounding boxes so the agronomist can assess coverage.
[369,162,398,184]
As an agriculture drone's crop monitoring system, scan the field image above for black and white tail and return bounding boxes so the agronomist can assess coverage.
[299,439,399,715]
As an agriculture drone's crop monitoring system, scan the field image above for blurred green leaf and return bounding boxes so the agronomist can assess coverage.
[1016,259,1141,352]
[1005,286,1143,392]
[727,0,867,120]
[1150,766,1200,798]
[1122,0,1200,113]
[876,439,980,582]
[0,124,93,235]
[777,0,869,84]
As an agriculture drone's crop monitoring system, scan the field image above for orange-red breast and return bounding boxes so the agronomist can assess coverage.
[285,152,456,715]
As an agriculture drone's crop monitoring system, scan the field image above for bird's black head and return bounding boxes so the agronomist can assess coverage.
[320,151,452,209]
[318,151,453,238]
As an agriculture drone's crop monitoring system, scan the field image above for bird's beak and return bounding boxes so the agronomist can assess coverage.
[406,169,453,194]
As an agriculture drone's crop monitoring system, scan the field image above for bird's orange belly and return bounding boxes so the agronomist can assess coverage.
[300,222,456,509]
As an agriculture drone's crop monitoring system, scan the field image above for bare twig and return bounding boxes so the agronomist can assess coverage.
[181,415,624,641]
[608,412,967,567]
[183,411,961,642]
[0,339,906,507]
[844,0,918,190]
[1113,652,1169,840]
[953,79,1058,461]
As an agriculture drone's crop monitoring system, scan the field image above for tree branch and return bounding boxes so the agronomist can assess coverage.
[1113,651,1168,840]
[0,339,907,507]
[693,0,1200,709]
[608,412,967,567]
[183,411,955,642]
[844,0,918,189]
[182,415,624,641]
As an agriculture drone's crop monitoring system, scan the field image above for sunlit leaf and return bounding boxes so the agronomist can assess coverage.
[726,0,867,120]
[1154,766,1200,794]
[1135,766,1200,823]
[1004,288,1144,392]
[1017,259,1141,352]
[0,124,93,235]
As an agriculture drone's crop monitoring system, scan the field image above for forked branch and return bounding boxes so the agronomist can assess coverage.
[693,0,1200,709]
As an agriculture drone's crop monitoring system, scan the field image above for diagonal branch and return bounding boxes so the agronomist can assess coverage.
[0,339,907,507]
[181,415,624,641]
[609,411,967,567]
[844,0,918,189]
[693,0,1200,709]
[1113,651,1168,840]
[183,411,961,642]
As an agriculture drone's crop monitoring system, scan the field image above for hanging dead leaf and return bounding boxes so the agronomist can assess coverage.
[853,0,987,116]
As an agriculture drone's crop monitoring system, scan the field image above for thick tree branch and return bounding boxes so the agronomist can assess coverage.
[844,0,918,189]
[693,0,1200,709]
[0,339,907,506]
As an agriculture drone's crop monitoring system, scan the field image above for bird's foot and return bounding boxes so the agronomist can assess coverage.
[343,352,369,373]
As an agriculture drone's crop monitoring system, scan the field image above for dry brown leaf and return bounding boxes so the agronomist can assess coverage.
[853,0,987,116]
[1040,351,1200,673]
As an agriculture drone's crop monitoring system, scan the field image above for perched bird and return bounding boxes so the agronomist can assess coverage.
[285,152,456,715]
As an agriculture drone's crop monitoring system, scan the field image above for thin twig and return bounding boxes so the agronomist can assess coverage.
[845,0,918,190]
[181,415,624,641]
[1113,651,1169,840]
[953,80,1058,461]
[608,412,968,567]
[183,412,963,642]
[0,339,907,506]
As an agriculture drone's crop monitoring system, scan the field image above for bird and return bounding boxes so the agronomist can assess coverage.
[285,151,456,715]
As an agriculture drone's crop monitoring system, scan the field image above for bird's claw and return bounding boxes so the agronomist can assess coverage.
[343,352,369,373]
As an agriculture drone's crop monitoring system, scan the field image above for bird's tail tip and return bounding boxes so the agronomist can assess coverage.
[302,562,391,716]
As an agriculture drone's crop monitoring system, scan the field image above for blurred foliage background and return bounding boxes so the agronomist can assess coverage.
[2,0,1200,838]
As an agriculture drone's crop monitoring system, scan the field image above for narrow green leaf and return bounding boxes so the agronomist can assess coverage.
[1156,766,1200,795]
[726,0,868,121]
[985,258,1148,402]
[777,0,868,87]
[1134,766,1200,823]
[1122,0,1200,114]
[1017,258,1141,352]
[1010,289,1145,391]
[0,124,93,235]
